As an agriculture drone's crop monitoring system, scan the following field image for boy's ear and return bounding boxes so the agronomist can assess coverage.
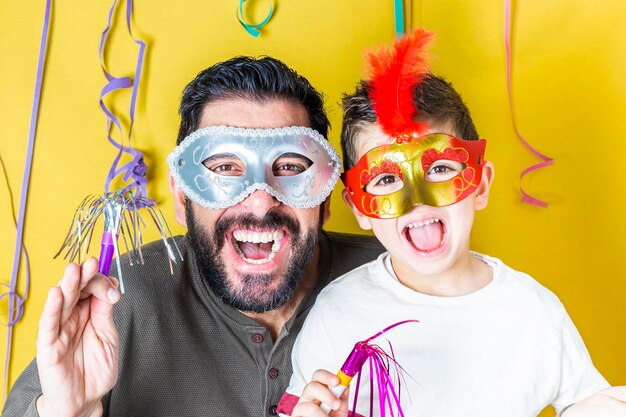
[168,175,188,227]
[474,161,495,211]
[342,189,373,230]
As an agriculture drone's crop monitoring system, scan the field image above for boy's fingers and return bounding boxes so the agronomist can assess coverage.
[37,287,63,348]
[311,369,340,387]
[292,401,332,417]
[301,381,342,412]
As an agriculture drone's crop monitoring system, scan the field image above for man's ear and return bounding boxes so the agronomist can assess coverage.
[474,161,495,211]
[342,189,373,230]
[321,195,331,226]
[168,175,188,227]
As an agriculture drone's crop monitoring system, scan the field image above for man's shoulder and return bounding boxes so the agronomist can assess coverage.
[324,230,382,250]
[323,231,384,280]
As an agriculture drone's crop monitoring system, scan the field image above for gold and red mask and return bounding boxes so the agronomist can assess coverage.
[342,133,487,219]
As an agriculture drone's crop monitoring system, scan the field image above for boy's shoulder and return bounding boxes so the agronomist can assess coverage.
[476,252,566,315]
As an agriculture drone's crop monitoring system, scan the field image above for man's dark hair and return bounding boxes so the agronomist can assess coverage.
[177,56,330,144]
[340,74,479,170]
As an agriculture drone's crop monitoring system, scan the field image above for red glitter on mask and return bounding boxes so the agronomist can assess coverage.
[421,147,469,171]
[361,159,404,187]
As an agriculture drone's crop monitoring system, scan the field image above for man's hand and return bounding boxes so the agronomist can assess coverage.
[290,370,350,417]
[35,258,121,417]
[562,387,626,417]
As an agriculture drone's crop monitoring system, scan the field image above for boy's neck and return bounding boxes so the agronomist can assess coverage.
[390,252,493,297]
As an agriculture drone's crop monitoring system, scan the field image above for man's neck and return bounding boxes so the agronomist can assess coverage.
[243,246,321,342]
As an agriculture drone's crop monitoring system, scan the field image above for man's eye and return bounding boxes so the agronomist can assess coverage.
[425,161,464,182]
[272,154,312,177]
[274,163,306,175]
[365,174,403,195]
[205,162,245,176]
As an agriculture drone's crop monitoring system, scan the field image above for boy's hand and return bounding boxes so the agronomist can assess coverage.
[35,258,121,417]
[562,387,626,417]
[291,370,350,417]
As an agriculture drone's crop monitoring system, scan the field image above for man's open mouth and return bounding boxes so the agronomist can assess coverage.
[232,229,285,264]
[405,218,447,253]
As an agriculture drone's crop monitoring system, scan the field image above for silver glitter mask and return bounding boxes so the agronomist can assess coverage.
[167,126,342,209]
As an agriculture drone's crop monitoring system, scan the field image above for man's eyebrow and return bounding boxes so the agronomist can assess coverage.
[277,152,310,160]
[202,153,239,165]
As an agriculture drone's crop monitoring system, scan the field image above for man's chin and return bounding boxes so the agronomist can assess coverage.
[224,282,295,313]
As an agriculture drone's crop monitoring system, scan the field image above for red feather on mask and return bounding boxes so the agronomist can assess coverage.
[366,28,434,139]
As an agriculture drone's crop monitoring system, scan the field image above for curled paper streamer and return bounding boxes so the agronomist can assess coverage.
[237,0,274,38]
[393,0,412,37]
[504,0,554,208]
[99,0,147,197]
[58,0,180,290]
[1,0,52,395]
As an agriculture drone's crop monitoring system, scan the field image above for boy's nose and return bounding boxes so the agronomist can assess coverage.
[240,189,281,217]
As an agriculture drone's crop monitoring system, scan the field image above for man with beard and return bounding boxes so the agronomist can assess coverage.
[2,57,383,417]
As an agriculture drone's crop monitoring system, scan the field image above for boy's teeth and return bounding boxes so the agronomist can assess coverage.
[408,218,440,229]
[233,230,285,264]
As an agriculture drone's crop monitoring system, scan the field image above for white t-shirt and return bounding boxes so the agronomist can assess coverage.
[281,252,608,417]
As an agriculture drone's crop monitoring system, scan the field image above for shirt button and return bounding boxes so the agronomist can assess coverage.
[251,333,264,343]
[268,368,279,379]
[268,405,278,415]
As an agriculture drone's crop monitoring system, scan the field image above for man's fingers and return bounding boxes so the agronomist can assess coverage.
[37,287,63,347]
[58,263,82,325]
[81,273,120,304]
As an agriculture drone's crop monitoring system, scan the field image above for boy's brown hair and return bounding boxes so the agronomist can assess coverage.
[340,74,479,170]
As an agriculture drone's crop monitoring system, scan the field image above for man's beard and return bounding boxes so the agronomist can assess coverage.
[185,201,318,313]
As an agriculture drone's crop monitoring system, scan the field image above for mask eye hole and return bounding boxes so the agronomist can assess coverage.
[424,160,465,183]
[272,153,312,177]
[202,153,246,177]
[364,173,404,195]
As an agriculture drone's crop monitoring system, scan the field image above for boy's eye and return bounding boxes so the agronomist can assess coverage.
[424,160,464,183]
[272,153,312,177]
[203,153,245,177]
[365,174,404,195]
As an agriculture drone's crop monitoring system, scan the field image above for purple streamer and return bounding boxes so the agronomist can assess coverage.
[99,0,148,197]
[3,0,52,395]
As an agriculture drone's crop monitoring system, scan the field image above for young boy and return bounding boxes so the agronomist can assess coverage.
[276,30,615,417]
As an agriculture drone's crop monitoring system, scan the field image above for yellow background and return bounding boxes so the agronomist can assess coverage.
[1,1,625,415]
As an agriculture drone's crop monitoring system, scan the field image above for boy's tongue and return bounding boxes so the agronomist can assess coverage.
[238,242,273,260]
[408,221,443,252]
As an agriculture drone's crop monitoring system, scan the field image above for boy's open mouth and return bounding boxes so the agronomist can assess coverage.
[405,218,447,253]
[232,229,285,264]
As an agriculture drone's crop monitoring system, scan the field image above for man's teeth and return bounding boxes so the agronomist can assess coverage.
[407,218,441,229]
[233,230,285,264]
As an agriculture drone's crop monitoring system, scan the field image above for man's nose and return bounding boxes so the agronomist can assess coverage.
[240,189,281,216]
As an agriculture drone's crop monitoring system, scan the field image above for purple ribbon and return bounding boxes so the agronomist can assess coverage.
[2,0,52,394]
[99,0,148,198]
